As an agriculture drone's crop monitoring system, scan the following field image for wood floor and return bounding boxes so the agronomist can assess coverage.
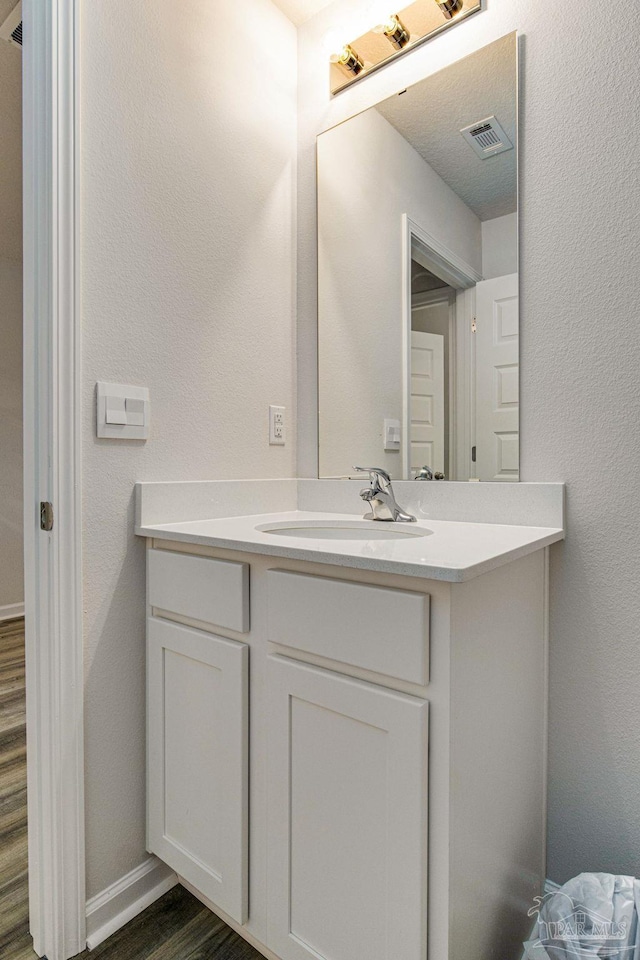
[0,617,264,960]
[0,617,30,960]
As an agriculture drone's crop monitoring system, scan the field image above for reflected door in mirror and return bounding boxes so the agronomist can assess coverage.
[317,34,519,482]
[475,274,519,481]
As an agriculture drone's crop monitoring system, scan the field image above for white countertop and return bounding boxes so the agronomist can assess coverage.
[136,509,564,582]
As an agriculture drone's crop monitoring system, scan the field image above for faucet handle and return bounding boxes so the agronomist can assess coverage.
[353,466,391,485]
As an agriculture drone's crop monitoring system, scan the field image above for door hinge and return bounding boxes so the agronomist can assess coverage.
[40,501,54,531]
[471,318,477,333]
[471,446,477,463]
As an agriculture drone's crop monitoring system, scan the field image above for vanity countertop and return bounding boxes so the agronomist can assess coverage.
[136,509,564,583]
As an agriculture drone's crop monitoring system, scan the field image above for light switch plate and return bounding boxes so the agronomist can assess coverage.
[384,418,401,451]
[97,382,150,439]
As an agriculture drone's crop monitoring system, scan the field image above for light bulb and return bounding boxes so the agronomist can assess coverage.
[435,0,464,20]
[329,45,365,75]
[374,15,399,34]
[373,14,410,49]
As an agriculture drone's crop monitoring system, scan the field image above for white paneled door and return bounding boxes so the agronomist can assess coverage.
[475,273,519,481]
[266,656,428,960]
[410,330,445,475]
[147,618,249,924]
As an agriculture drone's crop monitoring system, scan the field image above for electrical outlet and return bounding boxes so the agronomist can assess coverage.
[269,405,285,445]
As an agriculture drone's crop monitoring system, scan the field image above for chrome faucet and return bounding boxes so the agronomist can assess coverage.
[354,467,416,523]
[415,465,433,481]
[415,465,445,480]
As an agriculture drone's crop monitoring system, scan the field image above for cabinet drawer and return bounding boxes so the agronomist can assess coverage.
[266,569,429,684]
[148,548,249,633]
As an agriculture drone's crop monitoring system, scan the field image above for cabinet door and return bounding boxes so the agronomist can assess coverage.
[147,617,248,924]
[267,656,428,960]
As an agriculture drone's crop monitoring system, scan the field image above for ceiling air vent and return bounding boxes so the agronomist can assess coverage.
[0,1,22,49]
[460,116,513,159]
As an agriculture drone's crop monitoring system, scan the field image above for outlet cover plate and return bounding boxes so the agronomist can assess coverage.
[269,405,285,445]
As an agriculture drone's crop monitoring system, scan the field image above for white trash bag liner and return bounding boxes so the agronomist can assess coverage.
[523,873,640,959]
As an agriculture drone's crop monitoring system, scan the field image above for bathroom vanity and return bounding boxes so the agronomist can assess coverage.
[131,26,559,960]
[136,479,564,960]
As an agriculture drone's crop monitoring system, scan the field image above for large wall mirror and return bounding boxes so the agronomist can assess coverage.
[318,33,519,481]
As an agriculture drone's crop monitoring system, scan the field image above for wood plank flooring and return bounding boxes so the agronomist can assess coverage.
[0,617,30,960]
[0,618,264,960]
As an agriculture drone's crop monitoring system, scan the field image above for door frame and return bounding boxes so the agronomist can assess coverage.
[23,2,85,958]
[401,215,482,479]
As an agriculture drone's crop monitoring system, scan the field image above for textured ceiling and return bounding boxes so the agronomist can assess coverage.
[376,33,517,221]
[270,0,335,26]
[0,0,22,264]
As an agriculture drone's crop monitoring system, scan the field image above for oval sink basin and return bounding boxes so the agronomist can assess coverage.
[255,520,432,541]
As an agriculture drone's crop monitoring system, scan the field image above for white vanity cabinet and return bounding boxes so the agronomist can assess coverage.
[146,617,249,923]
[144,538,548,960]
[266,656,428,960]
[145,550,251,925]
[264,569,429,960]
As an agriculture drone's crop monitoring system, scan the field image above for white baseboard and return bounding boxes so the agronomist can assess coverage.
[86,863,558,957]
[85,856,178,950]
[0,602,25,622]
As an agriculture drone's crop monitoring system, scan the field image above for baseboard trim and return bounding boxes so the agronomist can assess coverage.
[85,856,178,950]
[0,602,25,622]
[86,865,560,957]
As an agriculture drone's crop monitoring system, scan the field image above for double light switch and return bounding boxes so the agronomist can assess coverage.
[97,382,150,439]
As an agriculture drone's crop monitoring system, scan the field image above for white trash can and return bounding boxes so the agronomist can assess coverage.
[523,873,640,959]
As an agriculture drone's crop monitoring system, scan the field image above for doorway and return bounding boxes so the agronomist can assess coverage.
[0,1,24,621]
[8,2,85,959]
[0,3,27,953]
[402,215,520,481]
[410,264,456,479]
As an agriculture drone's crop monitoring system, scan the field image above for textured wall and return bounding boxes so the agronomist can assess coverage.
[80,0,296,898]
[297,1,640,883]
[0,32,23,611]
[318,107,480,477]
[0,27,22,264]
[482,213,517,280]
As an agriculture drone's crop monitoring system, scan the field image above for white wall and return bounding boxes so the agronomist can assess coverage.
[318,107,480,476]
[0,261,23,610]
[298,1,640,884]
[0,36,23,612]
[0,32,22,265]
[80,0,296,899]
[482,212,517,279]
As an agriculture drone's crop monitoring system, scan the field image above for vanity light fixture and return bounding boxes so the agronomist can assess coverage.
[434,0,463,20]
[329,0,481,95]
[330,44,365,75]
[374,14,410,50]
